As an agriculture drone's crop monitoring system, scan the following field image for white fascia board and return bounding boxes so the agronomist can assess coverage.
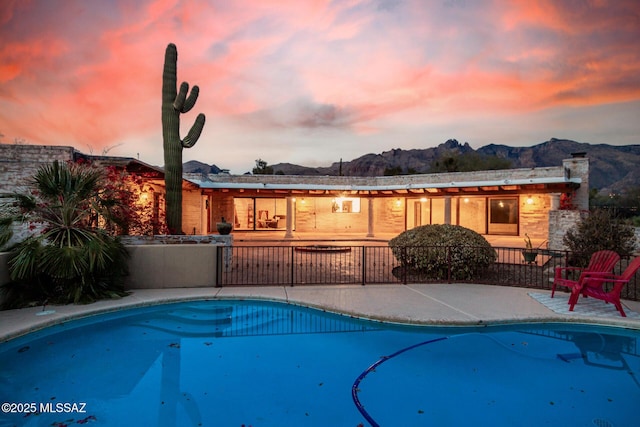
[188,176,581,191]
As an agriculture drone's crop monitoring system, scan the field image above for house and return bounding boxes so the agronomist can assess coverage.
[1,144,588,248]
[187,153,588,248]
[0,144,195,242]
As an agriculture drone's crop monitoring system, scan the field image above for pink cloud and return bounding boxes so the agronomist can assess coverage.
[0,0,638,170]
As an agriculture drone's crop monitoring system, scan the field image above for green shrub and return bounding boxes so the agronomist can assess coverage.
[0,161,130,309]
[389,224,497,280]
[563,209,636,267]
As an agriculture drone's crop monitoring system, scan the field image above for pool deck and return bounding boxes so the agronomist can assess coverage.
[2,283,640,342]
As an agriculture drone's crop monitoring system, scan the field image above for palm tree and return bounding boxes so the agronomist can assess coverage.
[0,161,129,307]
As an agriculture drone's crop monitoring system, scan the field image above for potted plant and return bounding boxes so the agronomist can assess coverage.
[216,217,232,235]
[522,233,541,264]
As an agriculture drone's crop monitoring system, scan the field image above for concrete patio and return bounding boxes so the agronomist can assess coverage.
[2,283,639,343]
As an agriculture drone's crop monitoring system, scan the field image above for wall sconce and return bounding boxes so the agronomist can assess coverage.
[420,197,427,203]
[527,196,534,205]
[463,197,469,203]
[300,198,305,204]
[395,198,402,207]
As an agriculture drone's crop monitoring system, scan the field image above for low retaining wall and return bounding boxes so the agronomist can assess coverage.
[120,235,233,245]
[125,245,218,289]
[0,243,224,295]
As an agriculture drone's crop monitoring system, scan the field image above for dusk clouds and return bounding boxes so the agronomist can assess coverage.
[1,0,639,173]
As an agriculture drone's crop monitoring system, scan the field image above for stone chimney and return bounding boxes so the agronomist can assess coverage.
[563,153,589,210]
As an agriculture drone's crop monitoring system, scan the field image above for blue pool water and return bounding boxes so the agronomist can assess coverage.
[0,300,639,427]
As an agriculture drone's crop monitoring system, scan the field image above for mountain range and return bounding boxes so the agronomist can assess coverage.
[183,138,640,194]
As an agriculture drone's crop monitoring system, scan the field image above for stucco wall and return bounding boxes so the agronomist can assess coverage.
[124,245,218,289]
[1,242,227,298]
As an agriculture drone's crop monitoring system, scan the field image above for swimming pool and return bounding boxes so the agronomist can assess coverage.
[1,300,638,426]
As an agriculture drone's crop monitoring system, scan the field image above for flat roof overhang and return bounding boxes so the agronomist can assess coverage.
[191,177,581,197]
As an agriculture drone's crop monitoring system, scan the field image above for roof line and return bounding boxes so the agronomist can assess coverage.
[188,176,581,191]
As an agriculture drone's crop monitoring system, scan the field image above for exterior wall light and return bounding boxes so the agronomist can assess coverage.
[527,196,534,205]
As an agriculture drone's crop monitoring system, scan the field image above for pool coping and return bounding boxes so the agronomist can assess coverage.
[2,283,640,343]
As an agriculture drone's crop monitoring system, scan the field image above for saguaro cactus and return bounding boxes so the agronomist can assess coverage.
[162,43,206,234]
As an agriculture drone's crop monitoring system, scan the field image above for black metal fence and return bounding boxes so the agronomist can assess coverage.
[216,245,640,301]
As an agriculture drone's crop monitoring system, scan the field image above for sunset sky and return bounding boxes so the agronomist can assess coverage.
[1,0,639,174]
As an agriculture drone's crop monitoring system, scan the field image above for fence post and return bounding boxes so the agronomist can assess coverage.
[361,246,366,286]
[290,246,295,287]
[402,246,407,285]
[447,245,452,284]
[215,246,223,287]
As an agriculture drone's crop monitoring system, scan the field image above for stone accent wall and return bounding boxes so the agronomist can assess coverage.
[0,145,77,248]
[519,194,550,240]
[295,197,370,233]
[120,234,233,245]
[562,156,589,210]
[374,198,405,233]
[548,210,586,250]
[187,163,572,187]
[549,211,639,253]
[0,144,75,194]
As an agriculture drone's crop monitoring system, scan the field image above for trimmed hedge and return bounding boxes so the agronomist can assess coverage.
[389,224,497,280]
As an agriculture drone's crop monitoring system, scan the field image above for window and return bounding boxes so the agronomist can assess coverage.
[233,197,290,230]
[331,197,360,213]
[488,197,518,235]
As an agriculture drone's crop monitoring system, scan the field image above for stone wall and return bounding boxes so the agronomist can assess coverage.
[562,156,589,210]
[374,198,405,233]
[549,211,640,253]
[548,210,587,250]
[519,194,551,241]
[0,145,75,194]
[188,163,571,187]
[0,145,78,248]
[120,234,233,245]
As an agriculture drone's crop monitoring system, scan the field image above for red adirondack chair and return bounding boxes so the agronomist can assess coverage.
[569,256,640,317]
[552,250,620,298]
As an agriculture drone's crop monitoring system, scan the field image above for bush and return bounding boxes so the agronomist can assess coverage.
[0,161,130,309]
[389,224,497,280]
[563,209,636,267]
